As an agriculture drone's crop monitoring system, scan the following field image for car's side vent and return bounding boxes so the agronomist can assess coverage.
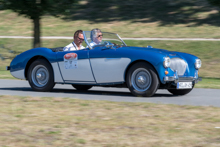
[170,58,187,76]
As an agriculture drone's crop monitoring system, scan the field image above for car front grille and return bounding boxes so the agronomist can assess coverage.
[170,58,187,76]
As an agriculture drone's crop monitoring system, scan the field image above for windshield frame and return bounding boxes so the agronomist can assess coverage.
[83,31,127,49]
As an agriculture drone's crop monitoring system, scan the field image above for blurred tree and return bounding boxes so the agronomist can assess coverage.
[0,0,76,48]
[207,0,220,8]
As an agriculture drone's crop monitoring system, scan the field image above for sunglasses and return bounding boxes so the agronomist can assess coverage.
[78,37,84,41]
[97,34,103,38]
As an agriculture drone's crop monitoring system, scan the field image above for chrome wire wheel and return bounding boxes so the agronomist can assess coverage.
[31,65,49,87]
[126,62,159,97]
[28,59,55,92]
[131,68,152,92]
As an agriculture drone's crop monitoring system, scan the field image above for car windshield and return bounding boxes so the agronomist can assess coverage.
[83,31,127,49]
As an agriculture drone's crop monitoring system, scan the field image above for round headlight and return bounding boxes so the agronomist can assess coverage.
[195,59,202,69]
[163,57,171,68]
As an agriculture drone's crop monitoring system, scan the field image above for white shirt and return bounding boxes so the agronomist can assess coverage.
[89,41,103,48]
[89,41,97,47]
[63,42,85,51]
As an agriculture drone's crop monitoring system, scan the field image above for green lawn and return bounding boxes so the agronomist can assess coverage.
[1,95,220,146]
[195,78,220,89]
[0,70,15,79]
[1,0,220,38]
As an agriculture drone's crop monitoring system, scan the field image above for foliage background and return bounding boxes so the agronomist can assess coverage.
[0,0,220,80]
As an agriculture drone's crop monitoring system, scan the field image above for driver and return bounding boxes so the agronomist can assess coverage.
[89,28,103,47]
[63,30,85,51]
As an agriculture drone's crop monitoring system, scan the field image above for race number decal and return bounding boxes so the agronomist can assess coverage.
[64,53,78,69]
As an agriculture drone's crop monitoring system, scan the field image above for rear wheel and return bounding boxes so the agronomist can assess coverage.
[72,85,93,91]
[27,59,55,91]
[126,62,159,97]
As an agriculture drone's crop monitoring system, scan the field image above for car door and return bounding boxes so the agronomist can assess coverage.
[56,49,96,84]
[89,46,131,84]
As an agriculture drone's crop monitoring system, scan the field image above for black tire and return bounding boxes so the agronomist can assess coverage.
[126,62,159,97]
[27,59,55,91]
[72,85,93,91]
[168,87,194,96]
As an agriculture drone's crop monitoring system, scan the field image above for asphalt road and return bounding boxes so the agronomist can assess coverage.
[0,79,220,107]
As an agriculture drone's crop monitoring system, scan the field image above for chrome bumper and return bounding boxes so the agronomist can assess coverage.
[164,70,202,83]
[164,76,202,83]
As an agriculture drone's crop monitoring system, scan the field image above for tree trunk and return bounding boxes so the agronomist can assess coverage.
[33,17,41,48]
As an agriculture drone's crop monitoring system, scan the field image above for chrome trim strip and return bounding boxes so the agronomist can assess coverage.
[88,58,97,83]
[83,31,92,49]
[64,81,124,85]
[179,77,194,80]
[174,70,178,83]
[64,80,96,84]
[164,76,202,83]
[51,62,64,83]
[164,76,175,81]
[116,34,127,46]
[164,70,202,82]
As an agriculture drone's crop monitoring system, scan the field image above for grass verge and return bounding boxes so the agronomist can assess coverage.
[0,95,220,147]
[195,78,220,89]
[0,70,16,79]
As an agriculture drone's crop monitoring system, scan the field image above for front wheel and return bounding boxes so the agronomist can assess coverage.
[27,59,55,91]
[126,62,159,97]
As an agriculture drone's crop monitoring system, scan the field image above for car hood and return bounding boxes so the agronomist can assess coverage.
[124,46,186,58]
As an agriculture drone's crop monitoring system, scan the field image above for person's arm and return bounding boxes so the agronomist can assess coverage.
[63,43,73,51]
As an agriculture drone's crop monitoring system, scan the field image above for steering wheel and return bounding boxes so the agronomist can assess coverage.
[112,42,122,48]
[104,41,110,46]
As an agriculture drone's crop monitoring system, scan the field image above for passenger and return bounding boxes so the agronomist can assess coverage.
[63,30,85,51]
[89,28,103,47]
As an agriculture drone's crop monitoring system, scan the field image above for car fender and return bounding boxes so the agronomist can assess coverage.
[120,47,168,84]
[10,47,63,82]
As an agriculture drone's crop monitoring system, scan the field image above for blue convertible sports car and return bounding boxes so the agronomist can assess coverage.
[7,31,202,97]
